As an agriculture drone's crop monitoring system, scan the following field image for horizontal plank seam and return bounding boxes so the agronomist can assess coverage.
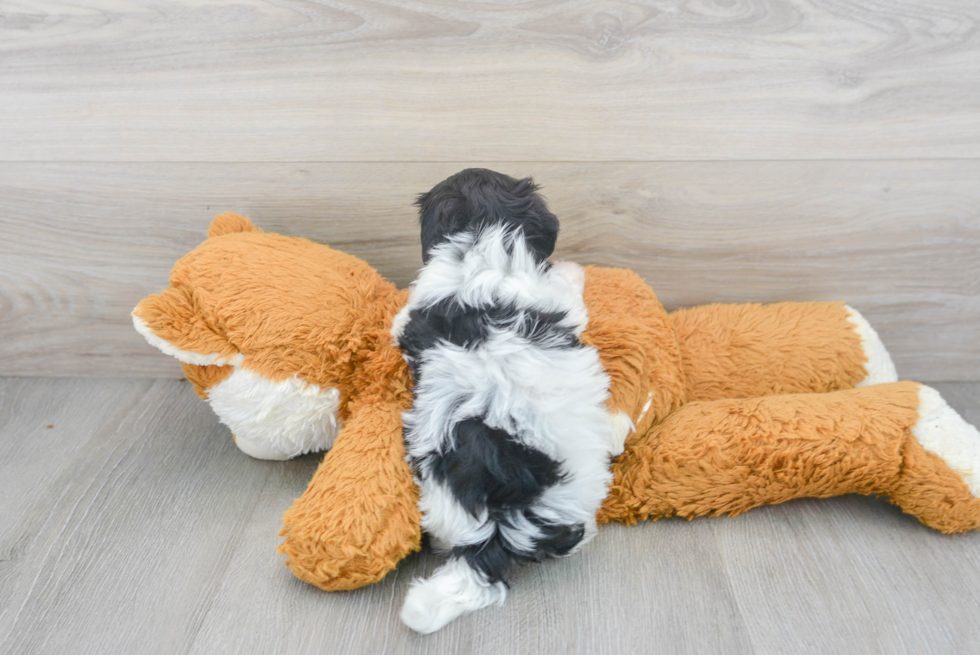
[3,158,980,165]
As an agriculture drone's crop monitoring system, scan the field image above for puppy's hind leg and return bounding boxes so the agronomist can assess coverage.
[400,556,507,634]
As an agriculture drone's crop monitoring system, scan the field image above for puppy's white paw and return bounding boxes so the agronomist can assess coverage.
[400,559,506,634]
[390,304,412,344]
[606,410,634,456]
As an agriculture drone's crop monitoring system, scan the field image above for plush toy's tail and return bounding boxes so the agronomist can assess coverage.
[207,212,260,237]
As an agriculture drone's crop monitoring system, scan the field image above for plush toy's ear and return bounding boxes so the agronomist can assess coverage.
[133,213,257,365]
[278,400,422,591]
[132,286,241,367]
[207,212,261,238]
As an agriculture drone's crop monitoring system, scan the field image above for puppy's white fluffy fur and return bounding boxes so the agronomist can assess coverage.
[395,227,626,633]
[400,558,507,635]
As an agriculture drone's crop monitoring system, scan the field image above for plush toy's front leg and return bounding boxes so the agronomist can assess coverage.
[600,382,980,534]
[670,301,897,402]
[278,400,422,591]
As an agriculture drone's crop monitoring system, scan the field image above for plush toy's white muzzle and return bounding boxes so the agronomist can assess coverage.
[207,367,342,460]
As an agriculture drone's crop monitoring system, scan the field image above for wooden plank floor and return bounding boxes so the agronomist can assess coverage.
[2,377,979,654]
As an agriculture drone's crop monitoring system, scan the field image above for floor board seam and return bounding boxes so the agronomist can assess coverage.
[180,464,277,655]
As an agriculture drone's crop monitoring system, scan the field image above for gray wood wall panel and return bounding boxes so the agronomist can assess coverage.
[1,162,977,380]
[2,0,980,161]
[2,0,979,380]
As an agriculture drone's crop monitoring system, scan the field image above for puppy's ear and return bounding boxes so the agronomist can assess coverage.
[416,189,466,264]
[510,177,559,263]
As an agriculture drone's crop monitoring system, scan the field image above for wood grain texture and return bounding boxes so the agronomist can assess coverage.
[0,378,136,538]
[1,161,977,380]
[1,378,979,654]
[0,379,273,654]
[2,0,980,161]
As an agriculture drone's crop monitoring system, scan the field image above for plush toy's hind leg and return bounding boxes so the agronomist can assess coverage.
[670,301,897,402]
[891,386,980,533]
[600,382,980,534]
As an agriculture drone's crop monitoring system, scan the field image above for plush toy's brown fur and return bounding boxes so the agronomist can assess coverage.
[134,214,980,592]
[602,382,974,532]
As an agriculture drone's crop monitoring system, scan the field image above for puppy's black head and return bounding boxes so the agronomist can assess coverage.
[416,168,559,264]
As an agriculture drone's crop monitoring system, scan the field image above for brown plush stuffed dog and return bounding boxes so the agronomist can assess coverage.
[133,213,980,592]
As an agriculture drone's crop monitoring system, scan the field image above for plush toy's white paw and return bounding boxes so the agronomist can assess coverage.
[913,385,980,496]
[845,306,898,386]
[207,367,341,460]
[400,559,506,634]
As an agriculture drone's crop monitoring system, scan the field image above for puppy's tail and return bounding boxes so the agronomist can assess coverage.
[400,557,506,634]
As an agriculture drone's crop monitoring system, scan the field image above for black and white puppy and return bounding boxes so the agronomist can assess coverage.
[392,169,632,634]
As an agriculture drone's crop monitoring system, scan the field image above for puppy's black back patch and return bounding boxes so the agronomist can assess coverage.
[398,299,490,358]
[429,418,564,518]
[398,301,579,384]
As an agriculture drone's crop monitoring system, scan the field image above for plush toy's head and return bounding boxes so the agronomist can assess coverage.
[133,213,411,460]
